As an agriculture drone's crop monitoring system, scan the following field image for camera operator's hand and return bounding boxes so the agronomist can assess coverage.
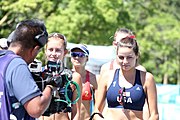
[46,75,62,88]
[46,85,57,92]
[63,68,73,80]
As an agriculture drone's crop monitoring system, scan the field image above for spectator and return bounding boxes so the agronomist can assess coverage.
[70,44,98,120]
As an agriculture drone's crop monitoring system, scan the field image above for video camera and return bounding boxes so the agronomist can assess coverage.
[28,59,80,116]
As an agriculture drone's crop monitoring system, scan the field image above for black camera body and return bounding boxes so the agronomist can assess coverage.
[29,60,73,116]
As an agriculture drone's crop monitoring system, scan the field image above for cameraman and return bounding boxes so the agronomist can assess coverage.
[39,33,82,120]
[0,19,55,120]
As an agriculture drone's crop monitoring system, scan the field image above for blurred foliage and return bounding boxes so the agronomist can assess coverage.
[0,0,179,84]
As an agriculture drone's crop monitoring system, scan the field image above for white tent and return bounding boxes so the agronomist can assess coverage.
[66,42,116,75]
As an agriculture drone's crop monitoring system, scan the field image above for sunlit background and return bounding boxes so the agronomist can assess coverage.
[0,0,179,119]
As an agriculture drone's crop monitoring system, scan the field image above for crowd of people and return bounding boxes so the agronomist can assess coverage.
[0,18,159,120]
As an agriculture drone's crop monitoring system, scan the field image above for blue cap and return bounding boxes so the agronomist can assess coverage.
[70,44,89,56]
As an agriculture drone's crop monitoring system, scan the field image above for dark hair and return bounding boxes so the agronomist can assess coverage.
[48,33,67,50]
[117,36,139,56]
[8,19,48,49]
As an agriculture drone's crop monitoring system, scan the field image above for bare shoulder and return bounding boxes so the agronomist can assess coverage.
[72,71,82,83]
[136,65,146,72]
[99,69,115,87]
[89,71,98,89]
[89,71,97,81]
[100,61,111,74]
[140,71,156,94]
[145,72,154,81]
[72,71,81,78]
[101,61,111,69]
[144,72,156,86]
[139,70,154,84]
[89,71,96,77]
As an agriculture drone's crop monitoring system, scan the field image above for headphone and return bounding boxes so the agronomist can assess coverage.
[8,19,48,47]
[34,30,48,47]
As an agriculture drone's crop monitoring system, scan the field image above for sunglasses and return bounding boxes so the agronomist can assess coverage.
[71,52,87,57]
[49,33,66,40]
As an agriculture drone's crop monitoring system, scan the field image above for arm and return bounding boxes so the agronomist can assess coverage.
[24,86,53,118]
[93,71,108,120]
[136,64,146,72]
[9,61,54,118]
[95,63,110,111]
[99,63,109,83]
[90,73,98,104]
[95,75,100,102]
[145,72,159,120]
[71,72,82,120]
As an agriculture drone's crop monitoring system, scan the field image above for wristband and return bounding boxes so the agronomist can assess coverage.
[89,112,104,120]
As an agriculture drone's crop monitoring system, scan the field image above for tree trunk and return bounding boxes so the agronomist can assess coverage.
[163,73,168,84]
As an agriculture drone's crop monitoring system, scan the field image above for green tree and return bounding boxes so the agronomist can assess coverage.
[0,0,179,84]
